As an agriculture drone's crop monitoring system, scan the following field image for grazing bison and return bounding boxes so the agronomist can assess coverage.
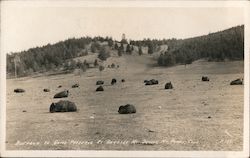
[49,100,77,113]
[72,84,79,88]
[43,88,50,92]
[145,79,158,85]
[54,90,69,98]
[14,88,25,93]
[165,82,173,89]
[230,78,243,85]
[202,76,209,81]
[151,79,158,85]
[96,86,104,91]
[121,79,125,82]
[96,80,104,85]
[118,104,136,114]
[111,63,115,68]
[111,78,117,85]
[145,80,153,85]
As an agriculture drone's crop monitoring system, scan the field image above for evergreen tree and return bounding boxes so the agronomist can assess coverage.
[138,46,143,56]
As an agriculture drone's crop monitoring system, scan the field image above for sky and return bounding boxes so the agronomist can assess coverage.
[1,1,245,54]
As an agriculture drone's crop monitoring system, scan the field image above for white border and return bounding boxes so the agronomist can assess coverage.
[0,1,249,157]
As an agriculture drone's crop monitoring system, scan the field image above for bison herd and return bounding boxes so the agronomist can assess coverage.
[13,76,243,114]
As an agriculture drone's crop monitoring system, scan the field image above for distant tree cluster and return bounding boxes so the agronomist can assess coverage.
[98,46,110,61]
[157,25,244,66]
[6,36,113,77]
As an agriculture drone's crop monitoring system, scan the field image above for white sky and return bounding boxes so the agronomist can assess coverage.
[1,1,245,54]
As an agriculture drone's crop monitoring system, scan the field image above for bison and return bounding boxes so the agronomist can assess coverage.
[118,104,136,114]
[43,88,50,92]
[230,78,243,85]
[145,80,153,85]
[96,80,104,85]
[58,85,62,88]
[14,88,25,93]
[121,79,125,82]
[202,76,209,81]
[54,90,69,98]
[96,86,104,91]
[111,78,117,85]
[72,84,79,88]
[145,79,158,85]
[50,100,77,113]
[165,82,173,89]
[151,79,158,85]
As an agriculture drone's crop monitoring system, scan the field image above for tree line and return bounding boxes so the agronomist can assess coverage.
[130,25,244,66]
[7,25,244,77]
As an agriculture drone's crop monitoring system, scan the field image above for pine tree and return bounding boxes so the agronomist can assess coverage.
[138,46,143,56]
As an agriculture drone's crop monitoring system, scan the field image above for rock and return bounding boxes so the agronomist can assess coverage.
[121,79,125,82]
[230,78,243,85]
[43,88,50,92]
[96,80,104,85]
[72,84,79,88]
[202,76,209,81]
[165,82,173,89]
[58,85,62,88]
[54,90,69,98]
[118,104,136,114]
[14,88,25,93]
[50,100,77,113]
[96,86,104,91]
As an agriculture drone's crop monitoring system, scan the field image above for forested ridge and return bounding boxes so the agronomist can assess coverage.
[6,25,244,77]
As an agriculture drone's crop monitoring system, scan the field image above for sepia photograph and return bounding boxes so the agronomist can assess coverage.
[0,0,249,157]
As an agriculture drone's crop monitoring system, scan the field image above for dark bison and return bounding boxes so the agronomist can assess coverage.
[54,90,69,98]
[145,80,153,85]
[111,63,115,68]
[202,76,209,81]
[111,78,117,85]
[96,80,104,85]
[230,78,243,85]
[72,84,79,88]
[145,79,158,85]
[14,88,25,93]
[121,79,125,82]
[165,82,173,89]
[96,86,104,91]
[50,100,77,113]
[118,104,136,114]
[151,79,158,85]
[43,88,50,92]
[58,85,62,88]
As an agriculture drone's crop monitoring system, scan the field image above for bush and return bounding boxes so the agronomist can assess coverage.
[98,47,110,61]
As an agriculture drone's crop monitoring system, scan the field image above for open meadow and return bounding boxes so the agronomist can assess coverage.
[6,55,244,150]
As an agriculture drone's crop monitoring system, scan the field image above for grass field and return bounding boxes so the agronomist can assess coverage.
[6,54,244,150]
